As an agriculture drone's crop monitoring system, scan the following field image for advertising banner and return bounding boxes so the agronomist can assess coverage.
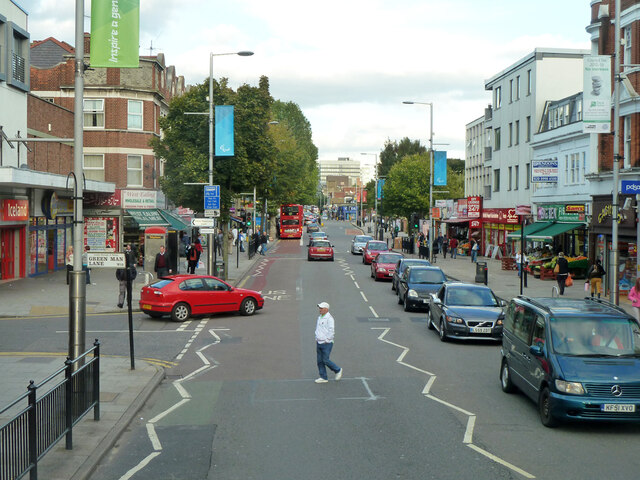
[90,0,140,68]
[532,159,558,183]
[433,151,447,186]
[583,55,611,133]
[377,178,386,200]
[215,106,234,156]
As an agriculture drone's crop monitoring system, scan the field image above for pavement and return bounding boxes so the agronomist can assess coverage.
[1,223,635,480]
[0,244,262,480]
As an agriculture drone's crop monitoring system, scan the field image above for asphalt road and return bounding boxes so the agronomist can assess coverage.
[28,219,635,480]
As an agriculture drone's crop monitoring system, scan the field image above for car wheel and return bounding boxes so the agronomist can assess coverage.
[439,318,448,342]
[538,387,559,428]
[330,256,334,261]
[500,359,517,393]
[240,297,257,316]
[307,255,312,261]
[427,309,435,330]
[171,302,191,322]
[403,295,411,312]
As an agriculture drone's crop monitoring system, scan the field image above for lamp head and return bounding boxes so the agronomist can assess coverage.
[402,101,414,104]
[237,51,254,56]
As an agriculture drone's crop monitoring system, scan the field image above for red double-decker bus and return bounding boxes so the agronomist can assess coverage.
[279,204,303,239]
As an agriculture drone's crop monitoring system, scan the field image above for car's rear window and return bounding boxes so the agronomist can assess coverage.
[150,279,173,289]
[312,241,331,248]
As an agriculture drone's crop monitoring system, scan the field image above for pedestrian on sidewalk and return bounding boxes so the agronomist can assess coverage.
[82,245,93,284]
[586,259,606,298]
[555,252,570,295]
[154,245,173,278]
[471,240,479,263]
[116,262,137,308]
[515,251,528,278]
[65,246,73,285]
[187,242,198,274]
[450,237,458,259]
[442,235,449,258]
[628,278,640,321]
[239,230,246,252]
[314,301,342,384]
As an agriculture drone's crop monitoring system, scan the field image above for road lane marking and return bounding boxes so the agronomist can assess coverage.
[146,423,162,450]
[369,306,378,318]
[360,291,368,302]
[119,452,162,480]
[354,281,359,288]
[371,327,535,479]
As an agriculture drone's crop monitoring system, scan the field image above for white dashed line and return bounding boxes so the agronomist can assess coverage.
[360,291,368,302]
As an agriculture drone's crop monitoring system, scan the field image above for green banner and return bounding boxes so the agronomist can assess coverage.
[90,0,140,68]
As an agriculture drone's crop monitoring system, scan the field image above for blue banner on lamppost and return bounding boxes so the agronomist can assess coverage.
[215,105,234,156]
[377,178,386,200]
[434,151,447,186]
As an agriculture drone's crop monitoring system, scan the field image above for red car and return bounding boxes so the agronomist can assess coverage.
[139,274,264,322]
[362,240,390,265]
[371,252,404,281]
[308,239,334,261]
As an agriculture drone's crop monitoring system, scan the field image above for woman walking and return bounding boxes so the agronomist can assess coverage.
[628,278,640,321]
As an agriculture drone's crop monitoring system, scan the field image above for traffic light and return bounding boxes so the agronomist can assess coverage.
[412,213,419,229]
[246,213,252,226]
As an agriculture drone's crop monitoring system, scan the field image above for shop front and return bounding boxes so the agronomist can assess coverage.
[1,198,28,280]
[482,207,519,258]
[590,195,638,297]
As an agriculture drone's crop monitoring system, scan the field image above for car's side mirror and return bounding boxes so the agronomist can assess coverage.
[529,345,544,357]
[432,297,441,304]
[499,299,507,307]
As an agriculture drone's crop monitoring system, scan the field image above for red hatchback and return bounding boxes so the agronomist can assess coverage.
[139,275,264,322]
[362,240,390,265]
[308,239,334,261]
[371,252,404,281]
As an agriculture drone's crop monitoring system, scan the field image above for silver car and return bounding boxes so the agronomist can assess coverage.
[351,235,374,254]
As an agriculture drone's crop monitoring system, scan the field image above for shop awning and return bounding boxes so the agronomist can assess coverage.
[126,208,170,227]
[526,222,586,241]
[506,221,553,240]
[159,210,190,231]
[442,217,473,223]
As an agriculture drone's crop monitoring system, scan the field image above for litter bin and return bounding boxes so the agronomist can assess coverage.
[367,226,372,233]
[475,261,488,285]
[213,260,225,278]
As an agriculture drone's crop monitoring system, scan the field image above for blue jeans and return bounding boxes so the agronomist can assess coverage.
[316,342,340,379]
[471,250,478,263]
[261,242,267,255]
[82,265,91,284]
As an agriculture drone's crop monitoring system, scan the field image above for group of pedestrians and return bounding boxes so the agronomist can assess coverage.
[65,244,95,285]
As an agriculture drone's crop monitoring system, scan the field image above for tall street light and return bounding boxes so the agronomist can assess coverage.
[403,101,434,262]
[206,51,253,275]
[361,152,378,236]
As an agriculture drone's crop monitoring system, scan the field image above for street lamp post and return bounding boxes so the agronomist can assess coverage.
[205,51,253,275]
[360,152,378,235]
[403,101,434,263]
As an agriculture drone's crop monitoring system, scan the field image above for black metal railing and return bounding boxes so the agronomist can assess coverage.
[248,238,258,259]
[0,341,100,480]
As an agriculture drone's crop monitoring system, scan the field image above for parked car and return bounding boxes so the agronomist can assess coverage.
[500,296,640,427]
[428,282,505,342]
[308,239,334,261]
[307,222,320,233]
[308,231,328,245]
[351,235,374,255]
[139,275,264,322]
[370,252,404,281]
[362,240,390,265]
[392,258,431,292]
[397,266,447,311]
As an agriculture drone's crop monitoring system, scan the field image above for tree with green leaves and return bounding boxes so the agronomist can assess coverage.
[378,137,426,178]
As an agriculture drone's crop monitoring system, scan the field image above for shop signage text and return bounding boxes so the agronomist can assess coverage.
[87,253,125,268]
[122,190,157,208]
[482,208,519,224]
[2,199,29,221]
[532,160,559,183]
[537,204,585,222]
[467,196,482,218]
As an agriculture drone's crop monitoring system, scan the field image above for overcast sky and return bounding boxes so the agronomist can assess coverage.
[19,0,591,163]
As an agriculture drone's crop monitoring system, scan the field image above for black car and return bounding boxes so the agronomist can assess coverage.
[397,266,446,311]
[428,282,505,342]
[392,258,431,292]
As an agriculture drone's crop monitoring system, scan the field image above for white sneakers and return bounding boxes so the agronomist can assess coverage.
[315,369,343,384]
[315,378,328,384]
[335,369,343,381]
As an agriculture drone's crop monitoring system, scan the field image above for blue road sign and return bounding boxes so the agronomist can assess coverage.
[204,185,220,210]
[621,180,640,195]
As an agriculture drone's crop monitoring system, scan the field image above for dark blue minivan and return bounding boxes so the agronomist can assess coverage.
[500,296,640,427]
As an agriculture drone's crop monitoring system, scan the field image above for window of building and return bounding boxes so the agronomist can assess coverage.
[510,79,514,103]
[527,69,532,95]
[83,154,105,181]
[128,100,143,130]
[564,155,569,185]
[495,86,502,109]
[508,123,513,147]
[571,154,579,184]
[515,165,519,190]
[515,120,520,145]
[516,76,521,100]
[624,116,631,169]
[525,162,530,189]
[576,99,582,121]
[493,169,500,192]
[127,155,143,186]
[83,99,105,128]
[508,166,512,190]
[526,116,531,142]
[582,152,587,180]
[624,27,632,67]
[494,127,501,151]
[7,21,29,90]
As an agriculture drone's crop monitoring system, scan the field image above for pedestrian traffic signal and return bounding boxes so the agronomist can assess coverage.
[246,213,252,226]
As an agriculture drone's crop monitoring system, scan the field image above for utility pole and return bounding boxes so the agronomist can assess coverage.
[611,0,621,304]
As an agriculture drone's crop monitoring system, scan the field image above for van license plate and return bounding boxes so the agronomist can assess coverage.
[602,404,636,412]
[470,327,492,334]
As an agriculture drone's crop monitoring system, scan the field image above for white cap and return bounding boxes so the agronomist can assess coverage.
[317,302,330,309]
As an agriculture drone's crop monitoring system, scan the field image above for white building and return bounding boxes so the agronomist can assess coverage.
[318,157,362,185]
[483,48,590,209]
[464,115,490,197]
